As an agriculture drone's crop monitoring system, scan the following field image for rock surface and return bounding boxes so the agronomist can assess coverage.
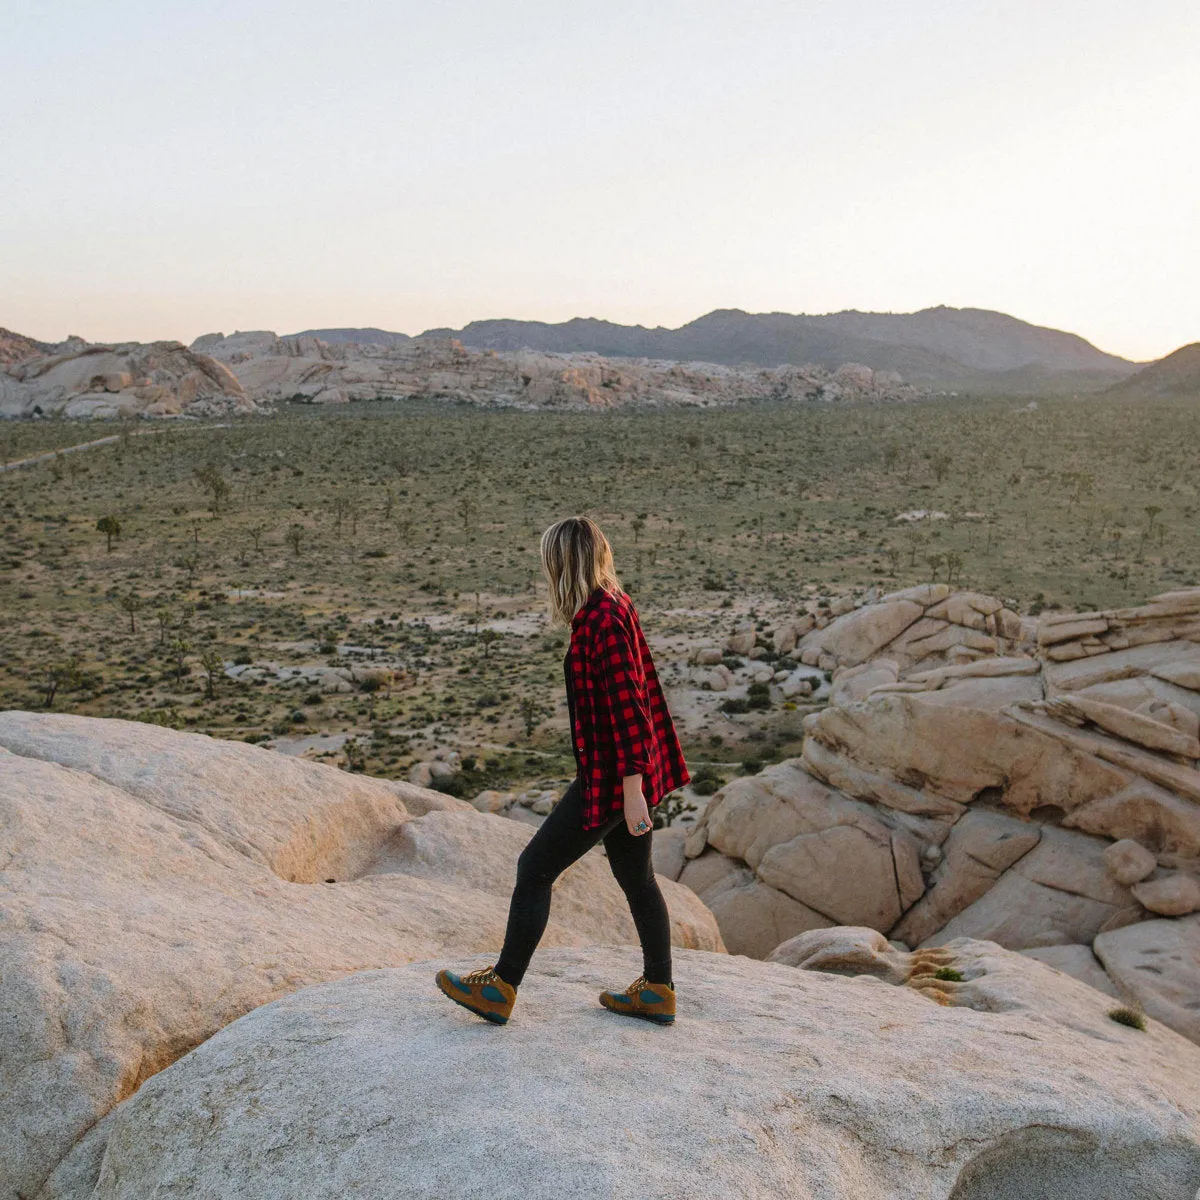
[1,341,250,418]
[1094,916,1200,1045]
[40,943,1200,1200]
[0,712,721,1200]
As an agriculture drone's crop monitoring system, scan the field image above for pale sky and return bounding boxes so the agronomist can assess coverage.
[2,1,1197,361]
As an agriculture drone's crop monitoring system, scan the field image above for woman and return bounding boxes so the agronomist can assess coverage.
[436,516,690,1026]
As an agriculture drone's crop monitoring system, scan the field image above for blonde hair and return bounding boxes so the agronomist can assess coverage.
[540,516,623,627]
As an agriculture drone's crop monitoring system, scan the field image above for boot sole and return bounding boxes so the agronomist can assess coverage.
[600,999,675,1024]
[436,977,510,1024]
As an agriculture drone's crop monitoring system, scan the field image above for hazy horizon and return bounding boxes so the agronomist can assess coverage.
[4,0,1198,361]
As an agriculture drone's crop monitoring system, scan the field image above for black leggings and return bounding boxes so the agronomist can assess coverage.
[494,776,673,989]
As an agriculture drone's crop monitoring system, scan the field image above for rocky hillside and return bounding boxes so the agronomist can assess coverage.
[0,712,720,1200]
[0,340,251,418]
[672,585,1200,1050]
[1107,341,1200,399]
[407,306,1137,392]
[0,326,53,367]
[192,329,918,408]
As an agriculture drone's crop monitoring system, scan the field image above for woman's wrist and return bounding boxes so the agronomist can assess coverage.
[622,773,644,801]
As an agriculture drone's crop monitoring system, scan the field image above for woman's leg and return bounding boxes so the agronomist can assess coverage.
[602,819,673,987]
[494,778,611,988]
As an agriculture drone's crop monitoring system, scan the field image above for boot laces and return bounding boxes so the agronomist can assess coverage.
[626,975,648,996]
[463,966,500,986]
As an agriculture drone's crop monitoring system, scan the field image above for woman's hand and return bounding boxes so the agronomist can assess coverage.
[622,773,652,837]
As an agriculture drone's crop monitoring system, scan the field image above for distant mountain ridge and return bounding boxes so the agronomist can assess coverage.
[294,306,1139,392]
[1106,342,1200,399]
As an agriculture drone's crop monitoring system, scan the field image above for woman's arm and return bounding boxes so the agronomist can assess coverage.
[596,612,654,778]
[596,613,655,836]
[622,772,651,837]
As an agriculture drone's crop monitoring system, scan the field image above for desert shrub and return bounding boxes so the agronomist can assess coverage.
[689,765,725,796]
[653,790,698,828]
[1108,1007,1146,1031]
[430,772,469,798]
[934,967,964,982]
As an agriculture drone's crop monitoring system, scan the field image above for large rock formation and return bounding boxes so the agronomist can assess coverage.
[0,326,53,367]
[678,586,1200,1046]
[192,329,919,409]
[0,340,251,418]
[0,712,720,1200]
[38,941,1200,1199]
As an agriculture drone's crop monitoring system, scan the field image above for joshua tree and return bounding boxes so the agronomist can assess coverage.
[198,646,224,700]
[42,656,81,709]
[170,637,192,683]
[518,696,549,740]
[194,464,231,514]
[96,515,121,552]
[931,452,952,484]
[342,736,366,773]
[457,494,476,534]
[286,524,304,557]
[155,606,171,645]
[118,589,143,633]
[631,513,647,544]
[478,628,500,659]
[249,525,265,553]
[176,554,199,586]
[331,496,351,536]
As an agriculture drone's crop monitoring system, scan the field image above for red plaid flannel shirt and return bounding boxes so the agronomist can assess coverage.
[565,585,690,830]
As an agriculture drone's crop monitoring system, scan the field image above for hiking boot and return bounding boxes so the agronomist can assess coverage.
[436,965,516,1024]
[599,975,675,1024]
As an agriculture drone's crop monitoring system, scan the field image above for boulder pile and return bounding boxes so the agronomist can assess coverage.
[675,586,1200,1047]
[0,712,720,1200]
[0,327,922,419]
[192,330,919,409]
[0,340,252,418]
